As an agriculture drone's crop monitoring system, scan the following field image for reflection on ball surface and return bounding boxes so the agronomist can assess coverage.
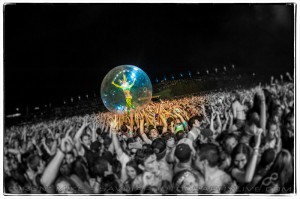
[101,65,152,114]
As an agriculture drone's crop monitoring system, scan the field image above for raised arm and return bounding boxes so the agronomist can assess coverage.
[274,127,282,154]
[50,137,59,156]
[40,131,74,193]
[232,103,237,119]
[41,136,53,156]
[129,111,134,138]
[215,112,222,134]
[222,111,230,131]
[231,128,262,184]
[74,118,90,154]
[110,115,123,158]
[159,113,168,134]
[209,112,216,133]
[202,105,211,125]
[227,111,234,133]
[256,87,266,133]
[140,112,152,145]
[129,78,136,88]
[32,136,43,157]
[174,111,188,131]
[112,81,122,89]
[91,122,97,143]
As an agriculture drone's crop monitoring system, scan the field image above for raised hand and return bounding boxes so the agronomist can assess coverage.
[254,128,263,148]
[32,137,37,146]
[41,136,46,145]
[54,133,61,140]
[255,86,265,101]
[211,112,216,120]
[47,127,55,139]
[65,126,73,137]
[110,115,118,132]
[60,134,74,153]
[81,117,91,129]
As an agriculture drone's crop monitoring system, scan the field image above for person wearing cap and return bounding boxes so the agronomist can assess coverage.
[194,143,235,194]
[187,116,201,142]
[151,138,173,182]
[173,114,189,133]
[174,143,193,174]
[168,138,196,168]
[173,143,202,182]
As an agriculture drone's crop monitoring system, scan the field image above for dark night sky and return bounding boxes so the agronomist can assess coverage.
[4,3,295,113]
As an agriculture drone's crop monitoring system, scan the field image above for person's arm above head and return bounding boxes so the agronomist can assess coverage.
[232,103,237,119]
[159,113,168,134]
[222,111,229,131]
[215,112,222,134]
[112,81,122,89]
[74,118,90,153]
[129,78,136,88]
[202,105,211,125]
[48,141,57,156]
[129,111,134,138]
[41,136,53,156]
[140,112,152,145]
[111,115,123,158]
[32,136,43,156]
[91,123,97,143]
[104,121,110,133]
[241,95,247,105]
[227,111,235,133]
[274,128,282,154]
[270,76,274,85]
[209,112,216,134]
[256,86,266,133]
[8,132,15,146]
[231,128,262,184]
[22,127,27,143]
[108,138,115,155]
[40,131,74,193]
[170,120,175,134]
[174,111,188,131]
[286,72,293,82]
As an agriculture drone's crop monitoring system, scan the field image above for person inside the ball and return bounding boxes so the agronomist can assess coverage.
[112,74,136,112]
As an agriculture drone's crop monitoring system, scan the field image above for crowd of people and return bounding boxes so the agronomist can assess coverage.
[4,74,294,194]
[7,67,263,127]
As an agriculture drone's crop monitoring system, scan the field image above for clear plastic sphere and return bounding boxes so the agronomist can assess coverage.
[101,65,153,114]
